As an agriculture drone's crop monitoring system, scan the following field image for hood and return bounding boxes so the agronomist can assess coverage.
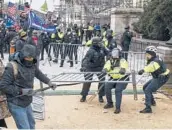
[20,44,37,59]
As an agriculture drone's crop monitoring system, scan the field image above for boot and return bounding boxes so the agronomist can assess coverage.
[104,103,113,109]
[53,59,58,63]
[99,96,104,103]
[114,109,121,114]
[151,99,156,106]
[140,106,152,113]
[59,64,63,67]
[75,61,78,64]
[80,96,86,102]
[70,62,73,67]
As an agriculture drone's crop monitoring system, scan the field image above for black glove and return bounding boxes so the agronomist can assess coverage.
[48,81,57,90]
[138,69,144,75]
[80,67,86,72]
[119,68,126,75]
[102,69,107,74]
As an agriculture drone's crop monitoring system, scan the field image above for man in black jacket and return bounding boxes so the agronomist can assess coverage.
[121,26,133,60]
[0,44,56,129]
[80,37,108,103]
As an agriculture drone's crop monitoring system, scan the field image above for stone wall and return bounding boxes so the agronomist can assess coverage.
[111,8,143,34]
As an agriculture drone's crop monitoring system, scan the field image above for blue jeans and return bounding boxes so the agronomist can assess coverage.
[143,75,169,106]
[8,102,35,129]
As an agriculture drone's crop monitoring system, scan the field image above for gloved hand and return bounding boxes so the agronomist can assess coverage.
[80,67,86,72]
[102,69,107,75]
[119,68,126,75]
[138,69,144,75]
[48,81,57,90]
[21,88,34,96]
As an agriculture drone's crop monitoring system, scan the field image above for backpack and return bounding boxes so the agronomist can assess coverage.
[0,59,18,119]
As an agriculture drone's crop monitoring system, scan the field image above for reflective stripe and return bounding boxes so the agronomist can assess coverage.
[85,40,92,46]
[58,32,64,39]
[51,33,56,38]
[144,61,160,73]
[162,69,170,75]
[88,26,94,31]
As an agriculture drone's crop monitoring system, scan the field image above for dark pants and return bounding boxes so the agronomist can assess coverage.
[121,51,128,61]
[61,45,78,66]
[86,31,92,42]
[0,45,4,59]
[81,72,105,97]
[60,45,73,66]
[41,45,49,60]
[53,44,63,61]
[105,77,129,109]
[143,75,169,106]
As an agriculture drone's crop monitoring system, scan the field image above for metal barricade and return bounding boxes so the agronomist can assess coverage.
[51,71,138,100]
[43,42,88,68]
[121,51,146,72]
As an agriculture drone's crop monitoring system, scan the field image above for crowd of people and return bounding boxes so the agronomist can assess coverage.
[0,16,170,129]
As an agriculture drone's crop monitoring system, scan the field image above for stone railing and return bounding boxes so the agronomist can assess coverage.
[131,38,167,52]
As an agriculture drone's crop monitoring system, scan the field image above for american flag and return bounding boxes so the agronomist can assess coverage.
[7,2,17,16]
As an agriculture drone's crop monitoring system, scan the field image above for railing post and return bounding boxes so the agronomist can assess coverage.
[131,70,138,100]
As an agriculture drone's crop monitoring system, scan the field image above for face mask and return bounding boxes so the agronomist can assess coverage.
[23,60,34,67]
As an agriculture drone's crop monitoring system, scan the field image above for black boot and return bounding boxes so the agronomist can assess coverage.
[80,96,86,102]
[104,103,114,109]
[99,96,104,103]
[70,62,73,67]
[114,109,121,114]
[53,59,58,63]
[140,106,152,113]
[151,99,156,106]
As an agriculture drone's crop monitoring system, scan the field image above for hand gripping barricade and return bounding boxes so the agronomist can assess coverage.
[50,71,138,101]
[0,59,11,120]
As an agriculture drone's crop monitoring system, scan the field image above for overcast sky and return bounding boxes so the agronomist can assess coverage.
[4,0,57,12]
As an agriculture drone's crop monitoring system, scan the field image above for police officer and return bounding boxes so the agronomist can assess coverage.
[138,46,170,113]
[103,29,117,51]
[121,25,133,60]
[103,48,129,114]
[53,28,64,64]
[60,28,73,67]
[40,32,50,61]
[80,37,108,103]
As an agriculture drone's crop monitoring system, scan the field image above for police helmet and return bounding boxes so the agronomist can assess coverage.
[145,46,157,56]
[111,48,121,59]
[92,37,102,45]
[106,29,113,38]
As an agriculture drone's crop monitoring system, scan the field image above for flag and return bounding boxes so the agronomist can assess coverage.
[5,15,15,28]
[40,0,48,12]
[7,2,17,16]
[28,11,56,33]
